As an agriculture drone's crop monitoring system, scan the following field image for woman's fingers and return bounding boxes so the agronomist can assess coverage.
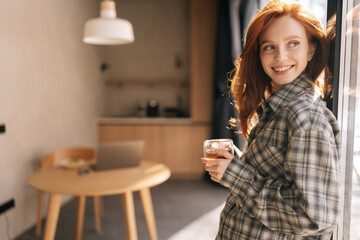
[201,151,234,183]
[215,149,234,159]
[209,172,221,182]
[208,170,224,182]
[204,164,217,171]
[202,158,232,183]
[201,158,220,165]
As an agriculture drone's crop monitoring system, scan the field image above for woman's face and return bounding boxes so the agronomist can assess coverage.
[259,15,315,92]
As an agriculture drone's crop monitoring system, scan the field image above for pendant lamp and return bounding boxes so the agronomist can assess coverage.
[83,0,134,45]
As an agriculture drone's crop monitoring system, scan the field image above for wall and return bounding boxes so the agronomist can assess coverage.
[0,0,104,238]
[103,0,190,117]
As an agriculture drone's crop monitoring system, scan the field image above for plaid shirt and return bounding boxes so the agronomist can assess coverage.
[217,74,341,240]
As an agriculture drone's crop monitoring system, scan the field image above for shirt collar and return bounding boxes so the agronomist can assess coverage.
[260,74,315,114]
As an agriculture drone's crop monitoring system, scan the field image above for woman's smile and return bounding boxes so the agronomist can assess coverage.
[272,65,294,73]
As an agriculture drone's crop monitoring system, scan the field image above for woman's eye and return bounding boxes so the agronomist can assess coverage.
[289,41,299,47]
[263,45,275,51]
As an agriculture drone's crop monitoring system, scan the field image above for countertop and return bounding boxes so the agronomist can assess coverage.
[98,117,194,125]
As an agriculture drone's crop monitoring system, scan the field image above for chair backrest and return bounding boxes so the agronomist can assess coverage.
[40,147,96,169]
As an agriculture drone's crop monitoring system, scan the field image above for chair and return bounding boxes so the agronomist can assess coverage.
[35,147,104,236]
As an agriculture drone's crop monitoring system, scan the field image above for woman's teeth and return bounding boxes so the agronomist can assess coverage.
[273,65,292,72]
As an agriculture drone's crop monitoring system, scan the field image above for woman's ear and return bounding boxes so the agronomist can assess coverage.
[307,42,316,61]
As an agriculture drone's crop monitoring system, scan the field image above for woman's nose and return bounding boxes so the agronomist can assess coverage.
[275,47,287,60]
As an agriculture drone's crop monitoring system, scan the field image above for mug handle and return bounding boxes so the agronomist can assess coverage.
[234,145,242,157]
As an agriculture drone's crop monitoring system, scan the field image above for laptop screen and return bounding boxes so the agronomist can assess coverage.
[95,140,145,171]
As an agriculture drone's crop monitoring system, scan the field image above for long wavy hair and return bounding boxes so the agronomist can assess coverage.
[231,0,329,139]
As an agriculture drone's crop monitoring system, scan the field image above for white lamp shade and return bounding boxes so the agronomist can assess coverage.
[83,17,134,45]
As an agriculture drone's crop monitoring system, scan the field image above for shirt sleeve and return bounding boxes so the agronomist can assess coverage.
[220,129,340,236]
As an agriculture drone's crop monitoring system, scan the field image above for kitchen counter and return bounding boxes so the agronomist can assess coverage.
[98,117,211,178]
[98,117,194,125]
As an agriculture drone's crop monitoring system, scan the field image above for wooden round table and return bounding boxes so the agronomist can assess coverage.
[28,161,171,240]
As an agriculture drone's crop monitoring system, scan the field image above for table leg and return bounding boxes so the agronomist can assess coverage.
[99,196,104,217]
[93,196,102,233]
[121,192,138,240]
[139,188,158,240]
[36,191,43,236]
[76,196,86,240]
[43,194,62,240]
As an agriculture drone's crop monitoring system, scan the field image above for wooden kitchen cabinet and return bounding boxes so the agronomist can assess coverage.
[98,124,211,178]
[190,0,217,122]
[97,0,217,178]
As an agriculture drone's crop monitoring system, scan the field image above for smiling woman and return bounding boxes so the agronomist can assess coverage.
[231,0,329,137]
[201,0,340,239]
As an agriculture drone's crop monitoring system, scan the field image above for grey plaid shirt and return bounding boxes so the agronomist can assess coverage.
[217,74,341,240]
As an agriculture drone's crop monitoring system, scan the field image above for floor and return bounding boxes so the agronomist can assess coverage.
[15,179,228,240]
[15,174,360,240]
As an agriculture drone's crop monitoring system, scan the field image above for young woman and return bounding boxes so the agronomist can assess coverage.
[202,1,340,239]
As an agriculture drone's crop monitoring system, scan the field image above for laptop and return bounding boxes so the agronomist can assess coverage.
[94,140,145,171]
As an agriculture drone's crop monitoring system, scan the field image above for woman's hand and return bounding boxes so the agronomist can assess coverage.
[201,149,234,183]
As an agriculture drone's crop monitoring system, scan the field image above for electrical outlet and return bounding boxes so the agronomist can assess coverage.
[0,199,15,214]
[0,124,5,134]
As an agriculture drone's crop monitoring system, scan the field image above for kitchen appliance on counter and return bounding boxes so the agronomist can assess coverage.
[147,99,159,117]
[164,107,180,117]
[163,95,188,117]
[136,101,147,118]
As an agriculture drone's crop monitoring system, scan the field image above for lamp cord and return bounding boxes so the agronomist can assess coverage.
[4,212,12,240]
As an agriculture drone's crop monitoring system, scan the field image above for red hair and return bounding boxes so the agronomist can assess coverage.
[231,0,328,139]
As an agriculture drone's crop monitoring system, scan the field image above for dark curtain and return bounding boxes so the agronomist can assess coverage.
[212,0,243,149]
